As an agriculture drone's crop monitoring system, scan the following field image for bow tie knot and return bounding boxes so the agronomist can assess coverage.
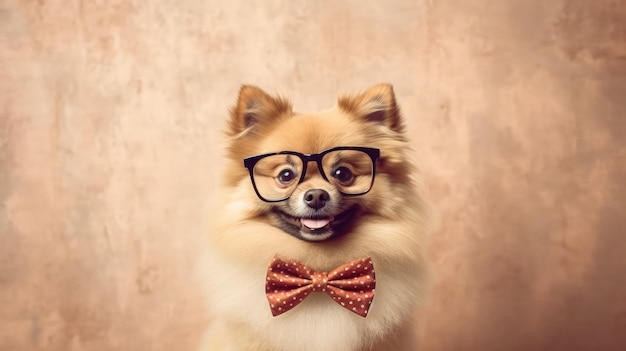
[265,255,376,317]
[310,272,329,292]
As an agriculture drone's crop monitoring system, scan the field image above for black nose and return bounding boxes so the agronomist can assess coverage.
[303,189,330,210]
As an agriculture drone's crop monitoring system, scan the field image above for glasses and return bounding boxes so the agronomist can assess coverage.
[243,146,380,202]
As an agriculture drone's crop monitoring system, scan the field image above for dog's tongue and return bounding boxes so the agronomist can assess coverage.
[301,217,333,229]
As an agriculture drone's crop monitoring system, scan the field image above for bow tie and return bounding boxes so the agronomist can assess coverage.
[265,255,376,317]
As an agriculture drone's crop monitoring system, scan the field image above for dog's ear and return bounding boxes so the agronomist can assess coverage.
[228,85,292,136]
[337,84,403,133]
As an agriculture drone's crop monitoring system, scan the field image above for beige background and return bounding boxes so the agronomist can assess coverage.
[1,0,625,350]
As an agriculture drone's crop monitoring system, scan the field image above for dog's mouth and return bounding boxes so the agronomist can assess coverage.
[273,206,357,242]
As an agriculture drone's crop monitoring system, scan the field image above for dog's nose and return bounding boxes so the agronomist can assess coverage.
[303,189,330,210]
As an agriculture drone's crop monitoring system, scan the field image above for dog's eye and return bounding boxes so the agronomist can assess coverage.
[277,168,297,185]
[332,166,354,185]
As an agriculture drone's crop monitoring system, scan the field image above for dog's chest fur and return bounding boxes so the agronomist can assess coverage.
[203,253,416,351]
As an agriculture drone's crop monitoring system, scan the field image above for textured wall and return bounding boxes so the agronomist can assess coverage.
[1,1,625,350]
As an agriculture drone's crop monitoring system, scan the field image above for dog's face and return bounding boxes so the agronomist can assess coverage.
[246,145,378,241]
[222,84,414,243]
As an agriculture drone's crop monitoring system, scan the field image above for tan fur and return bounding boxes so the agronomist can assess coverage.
[198,84,433,351]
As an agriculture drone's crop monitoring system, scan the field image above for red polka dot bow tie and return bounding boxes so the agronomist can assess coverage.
[265,255,376,317]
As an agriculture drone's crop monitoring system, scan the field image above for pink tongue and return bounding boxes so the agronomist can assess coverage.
[300,217,333,229]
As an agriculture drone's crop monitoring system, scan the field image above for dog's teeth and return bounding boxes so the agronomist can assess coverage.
[300,218,333,229]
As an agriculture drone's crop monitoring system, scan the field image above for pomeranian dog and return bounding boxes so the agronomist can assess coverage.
[199,84,433,351]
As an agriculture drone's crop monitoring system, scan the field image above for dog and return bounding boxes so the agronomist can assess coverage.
[199,84,433,351]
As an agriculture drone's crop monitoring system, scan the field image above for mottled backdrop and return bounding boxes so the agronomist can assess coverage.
[1,1,625,350]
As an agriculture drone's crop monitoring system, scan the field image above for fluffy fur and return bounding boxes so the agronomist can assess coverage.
[199,84,433,351]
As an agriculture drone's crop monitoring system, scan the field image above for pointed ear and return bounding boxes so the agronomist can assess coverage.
[337,84,403,132]
[228,85,292,136]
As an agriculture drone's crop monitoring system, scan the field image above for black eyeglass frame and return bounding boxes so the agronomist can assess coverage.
[243,146,381,203]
